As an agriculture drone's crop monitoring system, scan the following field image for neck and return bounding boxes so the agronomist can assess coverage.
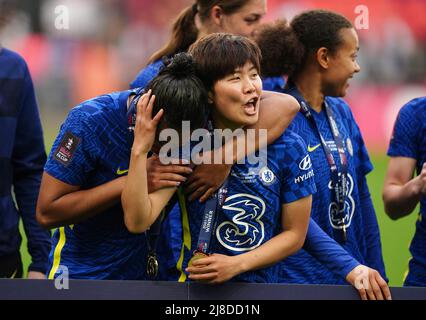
[197,29,209,41]
[212,110,242,131]
[293,70,324,113]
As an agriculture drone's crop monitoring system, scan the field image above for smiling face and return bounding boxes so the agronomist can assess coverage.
[211,61,262,130]
[322,28,361,97]
[218,0,267,38]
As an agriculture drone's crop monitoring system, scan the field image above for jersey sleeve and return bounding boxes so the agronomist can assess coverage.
[304,218,360,279]
[387,100,420,159]
[44,106,99,186]
[279,134,317,203]
[130,60,165,89]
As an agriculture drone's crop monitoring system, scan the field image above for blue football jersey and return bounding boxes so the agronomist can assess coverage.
[262,76,286,92]
[131,59,165,89]
[388,97,426,286]
[278,92,387,284]
[166,130,316,283]
[44,90,149,280]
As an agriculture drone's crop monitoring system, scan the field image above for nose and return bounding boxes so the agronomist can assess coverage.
[243,77,256,94]
[354,60,361,73]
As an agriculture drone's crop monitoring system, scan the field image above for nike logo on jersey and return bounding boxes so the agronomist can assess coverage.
[307,144,321,153]
[116,168,129,175]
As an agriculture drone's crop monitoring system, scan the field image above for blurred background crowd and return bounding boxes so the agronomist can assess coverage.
[1,0,425,286]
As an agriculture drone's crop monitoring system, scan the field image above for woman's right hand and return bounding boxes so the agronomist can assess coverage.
[132,89,164,155]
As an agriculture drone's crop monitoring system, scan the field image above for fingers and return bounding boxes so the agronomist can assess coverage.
[188,272,217,282]
[149,155,193,175]
[158,173,188,183]
[157,180,182,188]
[185,173,199,187]
[186,265,216,275]
[145,91,155,118]
[188,185,209,202]
[158,164,193,175]
[136,90,158,123]
[375,273,392,300]
[135,92,148,125]
[152,108,163,124]
[199,188,215,203]
[358,287,368,301]
[184,179,204,196]
[136,90,151,115]
[370,277,384,300]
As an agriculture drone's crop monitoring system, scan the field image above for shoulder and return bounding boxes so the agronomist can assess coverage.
[66,91,127,129]
[273,129,307,155]
[398,97,425,121]
[130,59,165,89]
[0,48,29,78]
[261,91,300,114]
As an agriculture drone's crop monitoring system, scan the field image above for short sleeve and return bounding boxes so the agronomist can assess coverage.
[280,133,317,203]
[44,107,99,186]
[130,60,165,89]
[387,100,420,160]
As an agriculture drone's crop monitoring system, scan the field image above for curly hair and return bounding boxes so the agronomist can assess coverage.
[256,10,353,77]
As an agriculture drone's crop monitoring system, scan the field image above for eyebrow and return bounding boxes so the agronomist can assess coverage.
[246,13,262,19]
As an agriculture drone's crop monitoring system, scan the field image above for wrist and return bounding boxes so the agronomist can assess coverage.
[410,178,424,199]
[131,148,149,158]
[235,254,249,274]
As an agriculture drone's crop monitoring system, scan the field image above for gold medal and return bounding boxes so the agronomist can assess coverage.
[188,251,209,267]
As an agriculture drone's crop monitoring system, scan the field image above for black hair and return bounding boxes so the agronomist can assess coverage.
[145,52,209,131]
[256,10,353,77]
[188,33,262,90]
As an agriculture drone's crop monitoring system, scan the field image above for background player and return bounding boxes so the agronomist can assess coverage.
[254,11,390,299]
[36,53,208,279]
[383,97,426,286]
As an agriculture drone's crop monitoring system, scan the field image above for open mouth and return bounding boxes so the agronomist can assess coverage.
[243,97,259,116]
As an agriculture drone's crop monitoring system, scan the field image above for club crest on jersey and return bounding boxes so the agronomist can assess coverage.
[259,167,276,185]
[328,173,356,230]
[216,194,266,252]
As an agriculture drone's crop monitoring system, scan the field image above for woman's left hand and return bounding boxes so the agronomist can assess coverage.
[186,253,244,284]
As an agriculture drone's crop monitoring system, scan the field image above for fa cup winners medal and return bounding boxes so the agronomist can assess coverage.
[188,250,209,267]
[146,253,159,279]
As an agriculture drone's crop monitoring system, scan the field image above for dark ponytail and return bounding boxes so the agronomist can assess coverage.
[147,6,198,64]
[147,0,251,65]
[145,52,208,131]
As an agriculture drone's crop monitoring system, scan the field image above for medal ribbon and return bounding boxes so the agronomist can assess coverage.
[286,82,349,243]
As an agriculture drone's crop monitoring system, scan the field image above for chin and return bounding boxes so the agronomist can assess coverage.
[242,115,259,127]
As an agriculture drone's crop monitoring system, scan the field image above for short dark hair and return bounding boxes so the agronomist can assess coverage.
[188,33,262,89]
[256,10,353,77]
[145,52,209,131]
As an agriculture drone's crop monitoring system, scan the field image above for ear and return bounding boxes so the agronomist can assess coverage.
[207,91,215,104]
[316,47,330,69]
[209,5,224,27]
